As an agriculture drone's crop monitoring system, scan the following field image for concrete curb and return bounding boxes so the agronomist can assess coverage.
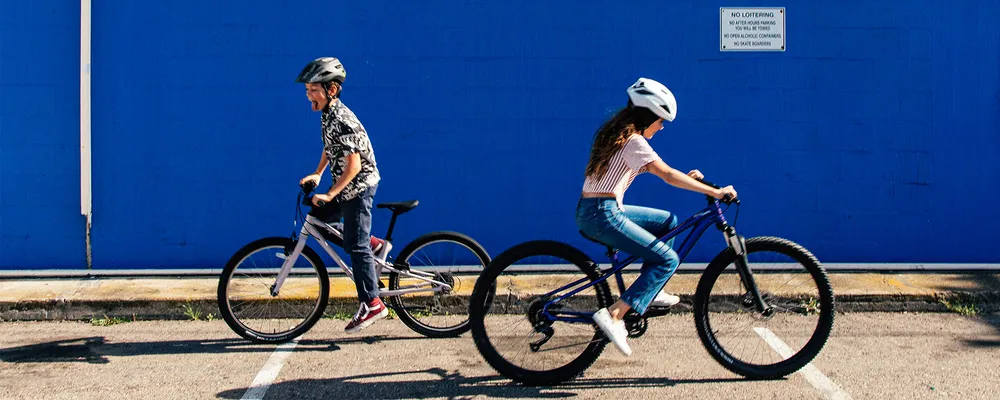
[1,272,998,321]
[0,298,372,322]
[2,292,998,322]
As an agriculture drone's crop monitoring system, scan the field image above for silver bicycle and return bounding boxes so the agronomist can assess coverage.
[217,183,493,343]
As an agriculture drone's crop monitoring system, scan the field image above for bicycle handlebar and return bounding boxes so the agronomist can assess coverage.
[299,181,327,207]
[696,178,739,206]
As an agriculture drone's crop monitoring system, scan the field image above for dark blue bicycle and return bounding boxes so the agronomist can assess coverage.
[468,180,835,386]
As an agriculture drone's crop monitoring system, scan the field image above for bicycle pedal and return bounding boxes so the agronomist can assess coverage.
[622,310,643,323]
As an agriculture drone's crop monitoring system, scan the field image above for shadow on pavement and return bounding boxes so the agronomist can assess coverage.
[965,313,1000,348]
[0,335,415,364]
[937,272,1000,348]
[216,367,748,399]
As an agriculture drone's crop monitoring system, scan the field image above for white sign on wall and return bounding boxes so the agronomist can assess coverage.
[720,7,785,51]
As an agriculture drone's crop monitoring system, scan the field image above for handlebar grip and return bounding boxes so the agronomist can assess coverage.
[300,181,323,208]
[697,177,740,205]
[301,193,326,207]
[696,177,721,190]
[300,181,316,195]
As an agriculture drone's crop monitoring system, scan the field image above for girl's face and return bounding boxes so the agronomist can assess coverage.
[642,118,665,139]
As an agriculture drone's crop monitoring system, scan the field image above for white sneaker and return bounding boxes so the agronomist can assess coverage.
[650,291,680,307]
[592,308,632,356]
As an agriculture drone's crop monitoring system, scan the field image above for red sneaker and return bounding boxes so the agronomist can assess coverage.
[371,236,392,260]
[344,298,389,333]
[370,236,385,253]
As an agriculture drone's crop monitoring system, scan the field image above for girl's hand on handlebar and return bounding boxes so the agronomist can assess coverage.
[687,169,704,180]
[714,185,738,201]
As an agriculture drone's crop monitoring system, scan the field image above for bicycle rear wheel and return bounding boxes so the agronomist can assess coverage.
[469,240,612,386]
[694,236,834,379]
[387,231,491,338]
[217,237,330,343]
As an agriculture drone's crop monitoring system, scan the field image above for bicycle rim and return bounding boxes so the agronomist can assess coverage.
[219,238,329,342]
[389,231,491,337]
[694,236,834,378]
[470,240,611,386]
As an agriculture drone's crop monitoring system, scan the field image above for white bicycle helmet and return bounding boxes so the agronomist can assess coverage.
[626,77,677,122]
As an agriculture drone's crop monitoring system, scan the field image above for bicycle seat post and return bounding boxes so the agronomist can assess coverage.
[385,212,400,243]
[376,200,420,243]
[606,248,629,293]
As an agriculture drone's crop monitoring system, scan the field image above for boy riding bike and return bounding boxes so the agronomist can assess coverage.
[295,56,390,333]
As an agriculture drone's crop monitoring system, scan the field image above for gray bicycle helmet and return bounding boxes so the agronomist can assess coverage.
[295,57,346,85]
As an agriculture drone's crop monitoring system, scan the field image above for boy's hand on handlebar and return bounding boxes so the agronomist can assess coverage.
[311,193,333,207]
[300,173,321,188]
[687,169,704,180]
[714,185,738,201]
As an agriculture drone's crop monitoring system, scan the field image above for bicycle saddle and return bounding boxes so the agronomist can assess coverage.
[377,200,419,214]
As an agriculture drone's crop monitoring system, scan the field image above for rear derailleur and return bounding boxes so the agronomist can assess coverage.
[527,299,559,352]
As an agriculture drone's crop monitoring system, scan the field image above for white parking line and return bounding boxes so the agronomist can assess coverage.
[241,338,300,400]
[754,327,852,400]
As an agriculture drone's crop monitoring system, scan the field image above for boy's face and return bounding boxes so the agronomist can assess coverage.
[305,83,329,112]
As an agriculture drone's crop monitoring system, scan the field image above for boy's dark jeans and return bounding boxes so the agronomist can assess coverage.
[309,185,380,303]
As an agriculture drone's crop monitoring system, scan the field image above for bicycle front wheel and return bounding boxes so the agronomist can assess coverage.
[387,231,491,338]
[217,237,330,343]
[694,236,835,379]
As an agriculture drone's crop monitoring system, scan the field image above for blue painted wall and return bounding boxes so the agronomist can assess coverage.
[2,1,998,269]
[1,1,85,268]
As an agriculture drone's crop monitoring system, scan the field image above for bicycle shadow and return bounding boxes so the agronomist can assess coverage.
[939,272,1000,348]
[0,335,414,364]
[965,313,1000,348]
[216,367,748,399]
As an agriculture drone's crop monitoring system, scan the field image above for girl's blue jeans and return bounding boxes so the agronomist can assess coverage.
[575,197,680,315]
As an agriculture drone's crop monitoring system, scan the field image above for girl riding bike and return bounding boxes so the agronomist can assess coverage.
[578,77,738,356]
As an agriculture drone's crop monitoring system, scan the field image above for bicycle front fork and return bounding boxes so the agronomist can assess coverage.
[724,226,770,314]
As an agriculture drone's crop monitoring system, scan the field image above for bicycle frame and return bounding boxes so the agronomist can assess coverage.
[540,198,765,323]
[268,215,454,298]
